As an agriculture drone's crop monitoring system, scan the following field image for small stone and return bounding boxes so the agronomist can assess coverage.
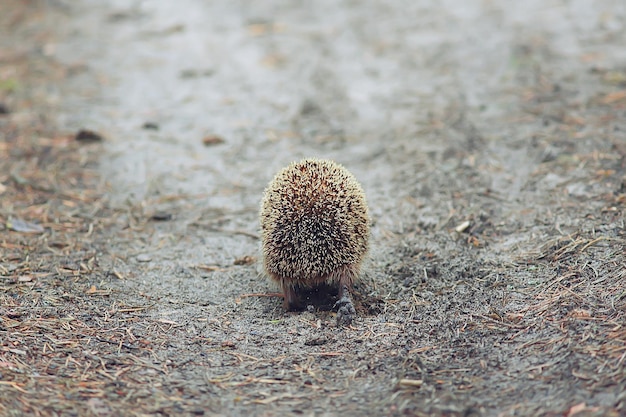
[304,336,328,346]
[150,211,172,221]
[8,218,44,234]
[76,129,103,142]
[142,122,159,130]
[136,254,152,263]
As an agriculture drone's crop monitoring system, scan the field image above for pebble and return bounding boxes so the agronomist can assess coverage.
[136,254,152,263]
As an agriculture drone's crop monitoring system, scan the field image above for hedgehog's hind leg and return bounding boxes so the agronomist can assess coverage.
[282,283,303,311]
[334,265,357,326]
[335,284,356,326]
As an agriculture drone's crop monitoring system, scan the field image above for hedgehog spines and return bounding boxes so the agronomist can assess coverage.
[260,158,370,312]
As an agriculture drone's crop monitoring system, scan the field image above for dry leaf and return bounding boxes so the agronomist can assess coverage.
[234,255,255,265]
[566,402,586,417]
[601,90,626,104]
[202,135,225,146]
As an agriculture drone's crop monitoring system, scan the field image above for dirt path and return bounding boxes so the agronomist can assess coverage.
[1,1,625,416]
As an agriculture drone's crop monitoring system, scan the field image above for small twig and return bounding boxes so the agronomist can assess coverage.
[477,314,526,329]
[308,352,343,356]
[397,378,423,388]
[0,381,28,393]
[199,226,259,239]
[117,305,154,313]
[579,236,615,253]
[96,337,138,350]
[239,292,284,299]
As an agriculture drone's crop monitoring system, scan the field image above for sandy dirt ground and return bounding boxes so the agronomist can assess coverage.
[1,0,625,416]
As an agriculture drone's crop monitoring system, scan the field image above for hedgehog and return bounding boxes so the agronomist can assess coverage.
[260,158,370,325]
